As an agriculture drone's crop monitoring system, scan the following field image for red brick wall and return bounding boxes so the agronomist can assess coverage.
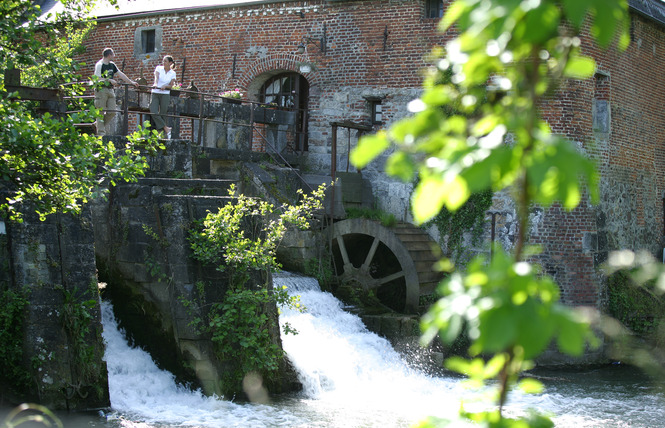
[78,1,665,310]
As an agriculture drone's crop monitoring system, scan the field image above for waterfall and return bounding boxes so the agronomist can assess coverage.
[101,301,305,427]
[100,271,665,427]
[274,271,462,421]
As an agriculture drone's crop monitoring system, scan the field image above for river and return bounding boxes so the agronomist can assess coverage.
[3,271,664,427]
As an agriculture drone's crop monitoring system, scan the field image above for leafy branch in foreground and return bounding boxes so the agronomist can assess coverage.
[187,184,326,395]
[0,0,162,221]
[352,0,629,426]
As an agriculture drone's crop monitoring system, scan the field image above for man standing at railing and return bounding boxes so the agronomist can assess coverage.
[94,48,138,136]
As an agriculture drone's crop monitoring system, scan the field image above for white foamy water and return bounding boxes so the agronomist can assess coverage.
[101,301,306,427]
[99,271,665,427]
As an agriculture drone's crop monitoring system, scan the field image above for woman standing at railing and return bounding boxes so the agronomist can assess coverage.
[150,55,177,139]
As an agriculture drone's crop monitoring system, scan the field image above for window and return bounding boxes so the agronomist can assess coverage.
[371,101,383,125]
[262,74,297,108]
[133,26,162,59]
[425,0,443,19]
[142,29,156,54]
[259,72,310,151]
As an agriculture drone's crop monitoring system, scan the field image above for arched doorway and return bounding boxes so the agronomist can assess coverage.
[260,72,309,152]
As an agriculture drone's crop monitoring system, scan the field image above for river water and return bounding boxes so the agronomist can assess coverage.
[4,272,664,427]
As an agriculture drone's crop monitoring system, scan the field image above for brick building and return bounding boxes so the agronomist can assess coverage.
[68,0,665,311]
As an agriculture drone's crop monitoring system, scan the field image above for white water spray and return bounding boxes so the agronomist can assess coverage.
[101,301,305,427]
[100,271,665,427]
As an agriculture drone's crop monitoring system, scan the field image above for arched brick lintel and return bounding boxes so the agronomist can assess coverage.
[238,53,320,91]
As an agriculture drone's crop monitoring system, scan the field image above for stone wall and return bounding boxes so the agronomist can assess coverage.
[92,180,230,395]
[76,0,665,312]
[0,207,109,410]
[90,160,303,396]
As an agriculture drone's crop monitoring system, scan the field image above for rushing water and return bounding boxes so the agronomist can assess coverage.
[4,272,664,427]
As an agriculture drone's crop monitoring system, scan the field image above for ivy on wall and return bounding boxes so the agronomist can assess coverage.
[425,189,493,260]
[608,270,665,337]
[61,283,106,400]
[0,288,31,395]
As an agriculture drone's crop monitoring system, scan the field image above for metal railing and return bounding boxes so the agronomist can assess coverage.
[62,82,306,159]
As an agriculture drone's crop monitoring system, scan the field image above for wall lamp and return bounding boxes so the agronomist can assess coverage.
[296,24,327,55]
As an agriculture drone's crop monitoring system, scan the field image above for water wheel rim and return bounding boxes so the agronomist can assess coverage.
[330,218,423,313]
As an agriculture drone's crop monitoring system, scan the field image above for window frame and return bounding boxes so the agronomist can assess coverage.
[133,26,163,60]
[425,0,443,19]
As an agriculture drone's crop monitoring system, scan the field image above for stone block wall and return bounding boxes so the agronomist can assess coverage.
[91,179,232,395]
[0,208,109,410]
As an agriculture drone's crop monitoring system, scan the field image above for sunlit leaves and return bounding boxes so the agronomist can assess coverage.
[412,173,469,224]
[0,0,164,221]
[189,184,326,282]
[421,248,597,360]
[526,135,599,209]
[350,131,389,169]
[352,1,630,426]
[562,55,596,79]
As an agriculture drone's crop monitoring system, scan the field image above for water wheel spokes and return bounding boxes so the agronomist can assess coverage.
[330,218,443,313]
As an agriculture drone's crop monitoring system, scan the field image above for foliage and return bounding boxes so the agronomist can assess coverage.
[351,0,629,426]
[61,284,104,397]
[304,257,335,292]
[0,288,31,393]
[190,183,326,286]
[345,206,397,227]
[426,188,493,260]
[188,184,325,393]
[607,270,663,335]
[220,88,242,99]
[206,286,301,393]
[0,0,163,222]
[605,250,665,295]
[605,252,665,336]
[600,250,665,376]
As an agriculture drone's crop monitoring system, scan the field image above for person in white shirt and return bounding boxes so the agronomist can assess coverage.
[150,55,177,138]
[94,48,138,136]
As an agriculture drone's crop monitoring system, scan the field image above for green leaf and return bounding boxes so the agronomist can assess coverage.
[412,174,470,224]
[386,151,416,182]
[440,0,466,32]
[350,131,390,169]
[518,377,544,394]
[526,137,599,209]
[477,305,517,353]
[562,0,590,28]
[555,309,591,356]
[519,2,561,44]
[563,55,596,79]
[591,0,629,48]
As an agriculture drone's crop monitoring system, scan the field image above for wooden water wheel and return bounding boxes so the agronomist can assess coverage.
[329,218,444,313]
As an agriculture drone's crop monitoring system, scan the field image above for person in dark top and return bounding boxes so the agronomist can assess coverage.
[93,48,138,136]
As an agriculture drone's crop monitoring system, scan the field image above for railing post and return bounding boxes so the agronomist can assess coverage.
[330,123,338,216]
[197,93,204,146]
[249,103,255,152]
[122,83,129,135]
[331,123,338,180]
